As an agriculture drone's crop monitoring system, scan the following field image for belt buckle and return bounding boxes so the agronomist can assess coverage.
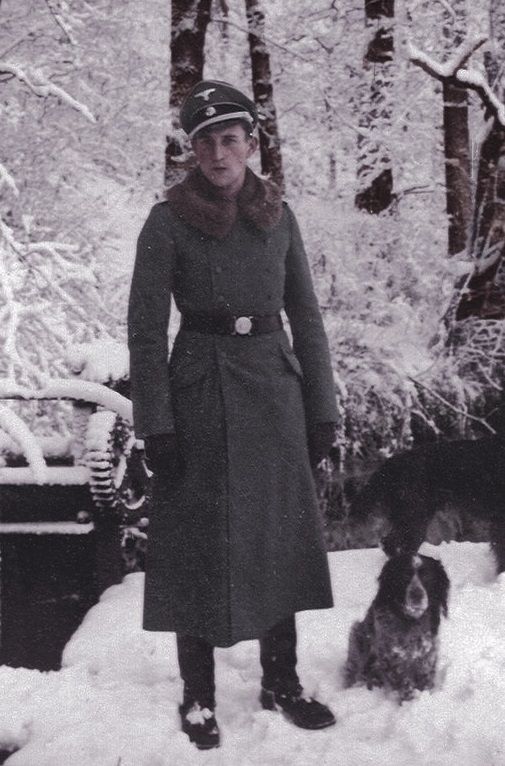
[233,316,253,335]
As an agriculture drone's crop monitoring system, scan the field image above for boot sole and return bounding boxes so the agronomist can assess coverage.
[194,741,221,750]
[182,729,221,750]
[260,689,336,730]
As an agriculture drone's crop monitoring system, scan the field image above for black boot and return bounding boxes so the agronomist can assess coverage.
[260,686,336,730]
[176,634,220,749]
[259,615,336,730]
[179,699,220,750]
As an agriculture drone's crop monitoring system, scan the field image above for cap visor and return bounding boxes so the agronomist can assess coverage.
[189,111,254,139]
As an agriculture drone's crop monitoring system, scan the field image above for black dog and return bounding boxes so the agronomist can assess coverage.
[348,436,505,572]
[343,553,450,702]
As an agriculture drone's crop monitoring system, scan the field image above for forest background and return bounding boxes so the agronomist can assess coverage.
[2,0,505,540]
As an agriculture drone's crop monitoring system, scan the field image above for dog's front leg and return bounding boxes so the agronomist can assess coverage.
[381,657,415,703]
[398,683,415,703]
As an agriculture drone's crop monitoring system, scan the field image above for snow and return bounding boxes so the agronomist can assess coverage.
[0,163,18,195]
[185,703,215,725]
[65,341,129,385]
[408,34,487,80]
[85,410,118,453]
[0,62,96,122]
[41,381,132,424]
[407,34,505,127]
[0,405,46,484]
[0,379,132,425]
[0,466,89,486]
[0,521,93,535]
[0,433,73,464]
[456,68,505,127]
[0,542,504,765]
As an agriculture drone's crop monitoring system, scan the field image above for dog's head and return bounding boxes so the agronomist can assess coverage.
[375,554,450,631]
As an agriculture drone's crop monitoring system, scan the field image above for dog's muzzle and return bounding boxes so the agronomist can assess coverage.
[403,574,429,619]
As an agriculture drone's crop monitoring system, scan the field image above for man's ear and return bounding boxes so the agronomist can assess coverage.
[247,135,259,157]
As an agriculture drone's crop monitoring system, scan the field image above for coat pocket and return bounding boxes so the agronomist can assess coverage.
[169,357,208,391]
[280,345,304,379]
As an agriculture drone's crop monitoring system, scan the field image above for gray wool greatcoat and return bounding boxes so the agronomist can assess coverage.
[127,168,338,646]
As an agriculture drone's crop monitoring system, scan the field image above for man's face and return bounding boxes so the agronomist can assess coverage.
[192,122,258,194]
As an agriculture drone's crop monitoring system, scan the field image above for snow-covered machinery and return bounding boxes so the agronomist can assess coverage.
[0,379,149,671]
[80,406,147,517]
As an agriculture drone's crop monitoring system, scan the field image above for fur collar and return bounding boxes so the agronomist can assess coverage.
[166,167,283,239]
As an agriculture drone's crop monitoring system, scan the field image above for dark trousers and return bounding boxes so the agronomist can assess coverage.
[177,615,300,707]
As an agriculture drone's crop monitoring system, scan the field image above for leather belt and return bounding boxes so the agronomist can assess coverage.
[181,313,283,336]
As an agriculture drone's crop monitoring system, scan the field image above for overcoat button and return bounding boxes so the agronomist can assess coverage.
[215,266,222,274]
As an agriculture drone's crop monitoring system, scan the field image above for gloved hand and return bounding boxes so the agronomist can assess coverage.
[307,422,337,470]
[144,432,182,478]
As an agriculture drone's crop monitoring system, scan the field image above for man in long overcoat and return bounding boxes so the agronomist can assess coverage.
[127,80,339,749]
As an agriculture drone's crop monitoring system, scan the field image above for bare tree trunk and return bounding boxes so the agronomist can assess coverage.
[409,35,496,330]
[455,121,505,320]
[165,0,212,187]
[245,0,284,189]
[484,0,505,88]
[439,1,505,393]
[355,0,395,214]
[442,3,471,257]
[324,89,337,189]
[312,2,343,191]
[443,80,471,256]
[411,19,505,352]
[215,0,229,41]
[454,0,505,322]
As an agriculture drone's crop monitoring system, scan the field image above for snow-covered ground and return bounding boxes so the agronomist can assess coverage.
[0,541,504,765]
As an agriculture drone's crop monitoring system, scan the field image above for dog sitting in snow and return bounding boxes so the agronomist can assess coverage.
[347,436,505,572]
[343,553,449,702]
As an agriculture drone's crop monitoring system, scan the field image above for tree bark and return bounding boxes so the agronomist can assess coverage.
[408,34,502,329]
[245,0,284,189]
[454,0,505,321]
[443,80,471,256]
[354,0,395,214]
[441,2,471,257]
[455,120,505,320]
[165,0,212,187]
[484,0,505,88]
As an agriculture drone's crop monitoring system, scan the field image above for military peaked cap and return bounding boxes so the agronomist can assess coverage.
[180,80,258,139]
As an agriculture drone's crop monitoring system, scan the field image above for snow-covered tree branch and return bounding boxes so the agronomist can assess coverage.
[409,35,505,126]
[0,61,95,122]
[0,161,18,195]
[0,217,113,386]
[408,34,487,81]
[0,1,120,391]
[44,0,78,45]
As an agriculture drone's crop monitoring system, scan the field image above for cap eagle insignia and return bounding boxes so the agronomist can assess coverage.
[195,88,216,102]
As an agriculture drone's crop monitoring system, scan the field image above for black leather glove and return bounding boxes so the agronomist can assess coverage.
[144,433,182,478]
[307,422,337,470]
